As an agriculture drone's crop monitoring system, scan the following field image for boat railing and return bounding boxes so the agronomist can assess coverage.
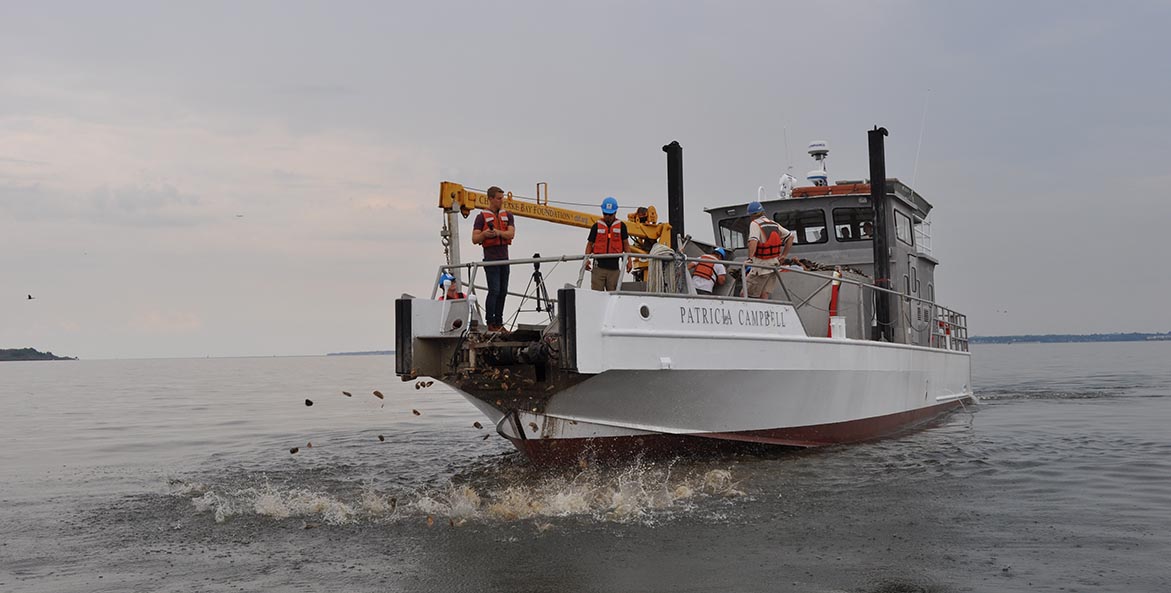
[436,252,968,352]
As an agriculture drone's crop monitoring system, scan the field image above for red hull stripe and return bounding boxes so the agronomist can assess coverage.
[507,400,967,465]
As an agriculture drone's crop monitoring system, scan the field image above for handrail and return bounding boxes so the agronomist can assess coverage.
[439,253,944,307]
[434,252,968,351]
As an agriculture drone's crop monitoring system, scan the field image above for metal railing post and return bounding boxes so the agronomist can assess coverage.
[616,253,626,292]
[741,261,749,298]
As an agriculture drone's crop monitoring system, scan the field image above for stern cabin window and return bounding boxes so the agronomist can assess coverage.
[774,209,828,245]
[895,210,914,246]
[832,207,874,242]
[718,218,747,250]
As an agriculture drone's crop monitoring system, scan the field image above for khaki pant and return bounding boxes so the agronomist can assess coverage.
[591,266,622,291]
[746,267,779,299]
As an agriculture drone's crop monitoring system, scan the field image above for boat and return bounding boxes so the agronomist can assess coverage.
[395,127,973,464]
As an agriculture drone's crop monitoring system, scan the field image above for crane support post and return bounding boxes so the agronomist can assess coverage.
[438,181,672,246]
[439,181,477,217]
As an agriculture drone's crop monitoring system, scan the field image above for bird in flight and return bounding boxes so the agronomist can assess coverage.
[27,294,35,300]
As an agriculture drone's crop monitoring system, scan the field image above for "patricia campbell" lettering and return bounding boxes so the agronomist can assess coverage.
[679,306,786,328]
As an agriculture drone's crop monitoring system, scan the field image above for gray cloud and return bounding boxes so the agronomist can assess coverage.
[0,183,208,227]
[2,1,1169,357]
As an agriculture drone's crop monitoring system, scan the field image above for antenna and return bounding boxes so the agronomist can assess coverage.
[910,89,930,193]
[783,126,793,174]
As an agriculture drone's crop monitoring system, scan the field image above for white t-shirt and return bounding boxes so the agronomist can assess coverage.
[692,261,727,293]
[748,216,792,264]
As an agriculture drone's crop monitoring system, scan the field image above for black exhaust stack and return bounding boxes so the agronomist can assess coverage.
[663,141,684,246]
[868,127,893,342]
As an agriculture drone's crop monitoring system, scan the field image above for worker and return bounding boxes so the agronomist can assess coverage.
[471,186,515,332]
[689,247,728,296]
[744,201,794,299]
[437,273,465,300]
[584,196,632,291]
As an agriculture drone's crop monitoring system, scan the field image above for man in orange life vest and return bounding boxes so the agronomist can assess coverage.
[689,247,728,296]
[745,201,794,299]
[583,196,631,291]
[471,186,515,331]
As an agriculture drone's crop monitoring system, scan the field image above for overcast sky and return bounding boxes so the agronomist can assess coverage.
[3,1,1169,358]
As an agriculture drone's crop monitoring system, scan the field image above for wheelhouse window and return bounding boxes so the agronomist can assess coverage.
[895,210,914,246]
[718,218,747,250]
[832,207,874,242]
[774,209,828,245]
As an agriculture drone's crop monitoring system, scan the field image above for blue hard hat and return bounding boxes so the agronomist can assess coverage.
[747,201,764,215]
[439,273,456,288]
[601,196,619,215]
[713,247,727,259]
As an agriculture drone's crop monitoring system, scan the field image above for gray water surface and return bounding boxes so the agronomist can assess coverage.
[2,343,1169,592]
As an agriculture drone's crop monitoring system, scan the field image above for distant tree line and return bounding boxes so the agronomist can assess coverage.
[970,332,1171,344]
[0,348,77,361]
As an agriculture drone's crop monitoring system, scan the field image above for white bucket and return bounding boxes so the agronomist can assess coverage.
[830,316,847,339]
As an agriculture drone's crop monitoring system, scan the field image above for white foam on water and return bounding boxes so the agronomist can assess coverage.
[179,478,358,525]
[172,463,744,527]
[191,490,237,523]
[414,463,744,524]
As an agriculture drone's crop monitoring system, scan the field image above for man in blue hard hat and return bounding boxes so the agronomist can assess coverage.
[437,273,465,300]
[745,201,794,299]
[689,247,728,296]
[584,196,631,291]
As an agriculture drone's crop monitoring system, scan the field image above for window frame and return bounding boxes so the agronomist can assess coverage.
[718,218,747,250]
[774,209,829,245]
[894,210,914,246]
[831,207,875,243]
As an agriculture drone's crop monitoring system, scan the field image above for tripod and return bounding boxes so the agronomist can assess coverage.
[506,253,556,328]
[529,253,554,316]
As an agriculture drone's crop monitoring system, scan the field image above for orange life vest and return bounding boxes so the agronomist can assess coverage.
[692,253,720,281]
[480,210,512,248]
[439,292,466,301]
[752,217,786,259]
[591,220,625,255]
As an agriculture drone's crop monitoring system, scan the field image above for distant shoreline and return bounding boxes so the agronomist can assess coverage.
[971,332,1170,345]
[326,350,395,356]
[0,348,77,361]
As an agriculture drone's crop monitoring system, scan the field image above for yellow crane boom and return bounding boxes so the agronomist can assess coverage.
[438,181,672,249]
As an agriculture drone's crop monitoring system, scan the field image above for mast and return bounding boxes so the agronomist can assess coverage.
[663,141,684,245]
[868,126,893,342]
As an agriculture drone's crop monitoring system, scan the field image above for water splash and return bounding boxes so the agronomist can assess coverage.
[171,461,745,527]
[180,478,365,525]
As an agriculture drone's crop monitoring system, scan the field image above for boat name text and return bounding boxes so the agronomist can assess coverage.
[679,306,787,328]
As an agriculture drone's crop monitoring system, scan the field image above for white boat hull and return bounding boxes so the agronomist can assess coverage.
[453,335,972,463]
[407,288,973,463]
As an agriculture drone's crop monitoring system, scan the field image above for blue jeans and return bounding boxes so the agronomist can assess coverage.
[484,263,510,326]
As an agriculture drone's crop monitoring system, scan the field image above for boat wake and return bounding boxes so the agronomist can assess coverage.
[167,459,747,528]
[976,388,1123,401]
